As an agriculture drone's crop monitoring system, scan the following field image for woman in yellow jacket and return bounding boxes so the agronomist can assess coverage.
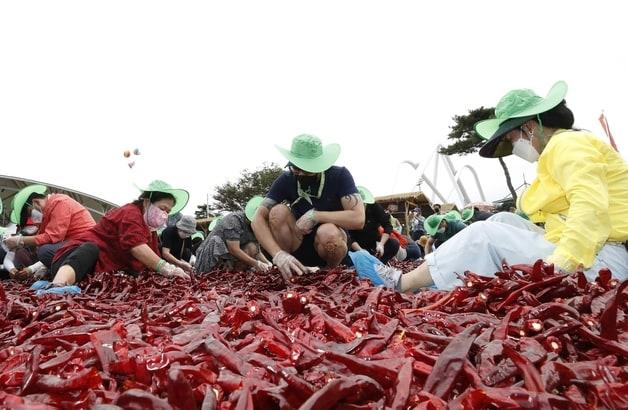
[373,81,628,291]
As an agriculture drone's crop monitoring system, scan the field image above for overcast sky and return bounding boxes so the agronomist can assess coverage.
[1,1,626,214]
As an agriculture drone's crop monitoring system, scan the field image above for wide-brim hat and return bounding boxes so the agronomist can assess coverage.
[137,180,189,215]
[444,210,462,222]
[208,216,223,231]
[357,186,375,204]
[276,134,340,173]
[245,196,264,221]
[476,81,568,158]
[461,208,474,222]
[191,231,205,241]
[424,214,446,236]
[10,184,47,224]
[176,215,197,235]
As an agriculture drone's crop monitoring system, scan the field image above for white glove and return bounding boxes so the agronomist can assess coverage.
[272,250,318,283]
[375,242,385,258]
[161,262,190,280]
[295,209,317,235]
[254,260,272,273]
[3,236,22,251]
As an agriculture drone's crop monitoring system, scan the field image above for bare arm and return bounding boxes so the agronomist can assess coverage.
[425,237,435,255]
[314,193,365,230]
[161,247,180,265]
[351,241,362,251]
[130,243,162,271]
[251,198,283,258]
[226,240,259,267]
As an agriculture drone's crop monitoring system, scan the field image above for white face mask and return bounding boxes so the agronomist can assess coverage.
[437,227,446,234]
[31,209,43,224]
[512,137,539,163]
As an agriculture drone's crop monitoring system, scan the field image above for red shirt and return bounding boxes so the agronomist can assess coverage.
[54,203,160,274]
[34,194,96,245]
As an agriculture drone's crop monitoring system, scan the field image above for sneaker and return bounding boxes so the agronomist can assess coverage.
[374,264,402,290]
[36,285,81,296]
[30,280,51,290]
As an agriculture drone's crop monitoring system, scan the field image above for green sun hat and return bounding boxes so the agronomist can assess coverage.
[245,195,264,221]
[208,216,223,231]
[444,210,462,222]
[461,208,474,222]
[424,214,447,236]
[137,180,189,215]
[476,81,568,158]
[276,134,340,173]
[10,184,48,224]
[191,231,205,241]
[356,186,375,204]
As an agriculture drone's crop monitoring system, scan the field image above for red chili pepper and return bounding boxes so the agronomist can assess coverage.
[390,358,413,410]
[166,368,197,410]
[299,375,384,409]
[599,280,627,340]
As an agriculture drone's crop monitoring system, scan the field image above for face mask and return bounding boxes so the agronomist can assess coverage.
[296,175,319,187]
[21,225,39,235]
[144,204,168,231]
[31,209,43,224]
[437,227,446,234]
[512,136,539,163]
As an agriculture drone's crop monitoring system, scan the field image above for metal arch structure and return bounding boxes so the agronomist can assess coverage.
[0,175,119,225]
[402,145,486,207]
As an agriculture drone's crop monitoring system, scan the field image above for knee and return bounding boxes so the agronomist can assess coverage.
[268,204,292,227]
[315,223,346,246]
[241,242,258,258]
[79,242,100,260]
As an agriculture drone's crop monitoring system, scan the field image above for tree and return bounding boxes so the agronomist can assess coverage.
[210,163,284,212]
[439,106,518,202]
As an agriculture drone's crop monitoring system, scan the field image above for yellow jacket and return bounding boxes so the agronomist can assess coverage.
[520,130,628,272]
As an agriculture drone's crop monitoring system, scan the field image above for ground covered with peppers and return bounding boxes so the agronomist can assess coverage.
[1,261,627,409]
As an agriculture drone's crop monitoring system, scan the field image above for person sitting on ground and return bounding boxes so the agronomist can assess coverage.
[431,203,442,214]
[195,196,272,273]
[32,180,191,294]
[252,134,365,283]
[349,186,399,264]
[373,81,628,291]
[3,185,95,271]
[2,216,46,280]
[423,213,467,255]
[160,215,197,273]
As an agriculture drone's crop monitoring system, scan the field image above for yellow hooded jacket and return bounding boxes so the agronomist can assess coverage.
[520,130,628,272]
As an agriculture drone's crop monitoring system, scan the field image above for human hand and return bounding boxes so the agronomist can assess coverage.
[272,250,311,282]
[161,262,191,280]
[179,261,194,272]
[375,241,385,257]
[254,260,272,273]
[295,209,317,235]
[3,236,21,251]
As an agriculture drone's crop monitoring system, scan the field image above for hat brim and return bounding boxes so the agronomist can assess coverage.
[245,196,264,221]
[462,208,474,222]
[477,116,533,158]
[424,214,446,236]
[10,185,47,224]
[176,223,197,235]
[476,80,568,158]
[137,184,189,215]
[357,186,375,204]
[276,143,340,173]
[208,216,222,231]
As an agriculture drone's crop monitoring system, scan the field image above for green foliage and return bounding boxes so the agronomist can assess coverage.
[439,106,494,156]
[211,163,284,212]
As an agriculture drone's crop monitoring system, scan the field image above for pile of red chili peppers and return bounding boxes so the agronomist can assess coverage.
[1,260,626,409]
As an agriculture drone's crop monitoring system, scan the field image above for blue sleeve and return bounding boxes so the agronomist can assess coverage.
[336,167,359,197]
[266,172,292,203]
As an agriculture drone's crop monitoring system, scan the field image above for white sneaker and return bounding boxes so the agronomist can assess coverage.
[374,264,401,290]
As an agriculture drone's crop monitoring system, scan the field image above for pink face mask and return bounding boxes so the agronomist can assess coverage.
[144,204,168,231]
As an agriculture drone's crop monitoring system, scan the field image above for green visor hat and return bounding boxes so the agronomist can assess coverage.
[424,214,447,236]
[245,196,264,221]
[276,134,340,173]
[10,184,48,224]
[461,208,474,222]
[137,180,189,215]
[208,216,223,231]
[475,81,568,158]
[356,186,375,204]
[444,210,462,222]
[191,231,205,241]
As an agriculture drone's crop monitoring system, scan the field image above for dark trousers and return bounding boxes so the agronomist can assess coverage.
[376,238,400,264]
[51,242,99,283]
[405,240,423,260]
[37,242,65,268]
